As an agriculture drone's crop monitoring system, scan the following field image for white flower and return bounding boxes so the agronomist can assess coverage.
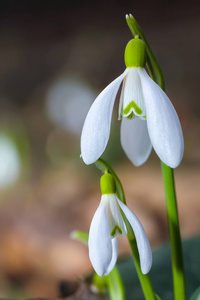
[88,193,152,277]
[81,39,184,168]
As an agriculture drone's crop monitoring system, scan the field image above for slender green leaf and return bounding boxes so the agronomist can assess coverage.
[70,230,88,244]
[106,267,125,300]
[92,273,107,294]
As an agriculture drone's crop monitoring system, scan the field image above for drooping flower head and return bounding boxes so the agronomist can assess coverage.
[81,37,184,168]
[88,173,152,277]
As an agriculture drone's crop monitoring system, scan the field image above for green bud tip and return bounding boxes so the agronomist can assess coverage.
[100,173,116,195]
[124,37,147,68]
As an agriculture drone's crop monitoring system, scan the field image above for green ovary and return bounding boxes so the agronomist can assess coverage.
[124,101,143,116]
[111,225,122,237]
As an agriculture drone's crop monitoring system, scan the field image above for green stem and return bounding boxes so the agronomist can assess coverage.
[128,236,156,300]
[95,158,156,300]
[161,163,186,300]
[126,14,186,300]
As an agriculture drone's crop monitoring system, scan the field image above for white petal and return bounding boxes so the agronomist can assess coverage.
[88,197,112,277]
[117,199,152,274]
[138,68,184,168]
[121,68,146,118]
[118,74,126,119]
[104,237,118,275]
[81,70,128,165]
[120,117,152,166]
[108,194,127,237]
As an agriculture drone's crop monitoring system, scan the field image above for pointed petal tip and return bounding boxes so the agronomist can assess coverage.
[160,135,184,168]
[93,267,105,277]
[80,153,93,165]
[132,160,146,167]
[80,153,92,165]
[141,253,153,275]
[165,157,183,169]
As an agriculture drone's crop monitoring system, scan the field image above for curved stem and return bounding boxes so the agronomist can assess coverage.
[95,158,156,300]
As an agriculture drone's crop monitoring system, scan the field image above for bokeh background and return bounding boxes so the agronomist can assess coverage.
[0,0,199,298]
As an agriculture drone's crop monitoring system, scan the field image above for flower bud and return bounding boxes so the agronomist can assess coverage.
[100,173,116,195]
[124,37,147,68]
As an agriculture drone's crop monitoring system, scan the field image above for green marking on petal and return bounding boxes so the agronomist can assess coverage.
[143,116,146,119]
[111,225,122,237]
[126,112,134,119]
[124,101,143,116]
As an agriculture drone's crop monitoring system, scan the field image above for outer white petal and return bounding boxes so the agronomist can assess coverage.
[120,117,152,166]
[81,70,128,165]
[118,72,126,119]
[104,237,118,275]
[117,199,152,274]
[88,197,112,277]
[138,68,184,168]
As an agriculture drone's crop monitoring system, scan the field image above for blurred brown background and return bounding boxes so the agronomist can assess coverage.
[0,0,199,298]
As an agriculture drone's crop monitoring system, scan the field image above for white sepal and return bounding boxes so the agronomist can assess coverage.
[117,198,152,274]
[88,197,112,277]
[81,70,128,165]
[138,68,184,168]
[120,117,152,166]
[104,237,118,275]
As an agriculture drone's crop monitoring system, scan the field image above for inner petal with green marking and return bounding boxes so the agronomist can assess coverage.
[124,100,143,116]
[119,67,146,119]
[107,195,127,238]
[111,225,123,237]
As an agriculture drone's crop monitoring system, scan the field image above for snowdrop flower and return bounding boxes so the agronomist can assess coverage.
[81,37,184,168]
[89,173,152,277]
